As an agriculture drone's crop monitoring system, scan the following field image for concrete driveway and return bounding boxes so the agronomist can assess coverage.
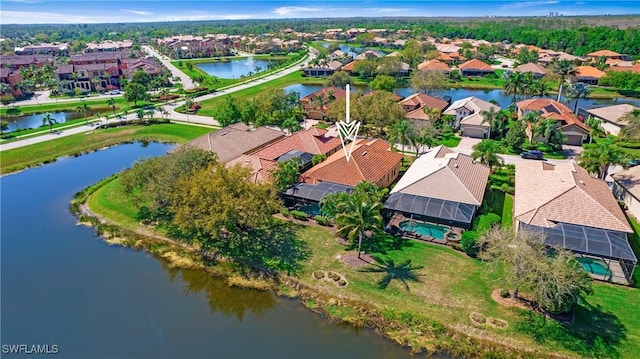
[454,136,482,156]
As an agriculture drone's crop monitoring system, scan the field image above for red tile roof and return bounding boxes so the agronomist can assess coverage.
[576,65,606,79]
[301,138,403,186]
[247,127,341,160]
[459,59,493,71]
[587,50,621,58]
[300,86,347,104]
[399,93,449,114]
[517,98,589,131]
[417,59,450,72]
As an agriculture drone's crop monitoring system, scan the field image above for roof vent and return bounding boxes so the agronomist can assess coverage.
[454,164,459,168]
[579,180,585,185]
[362,151,368,156]
[220,132,228,136]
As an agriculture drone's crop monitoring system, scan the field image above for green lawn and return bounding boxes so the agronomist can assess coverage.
[1,123,212,174]
[438,132,462,147]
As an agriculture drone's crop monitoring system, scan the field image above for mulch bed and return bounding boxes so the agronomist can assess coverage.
[491,289,534,310]
[340,252,376,268]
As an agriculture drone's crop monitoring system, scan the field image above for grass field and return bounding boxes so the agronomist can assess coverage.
[86,173,640,358]
[1,123,212,174]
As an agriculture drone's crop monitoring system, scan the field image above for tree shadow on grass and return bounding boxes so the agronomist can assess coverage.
[359,256,425,291]
[515,300,626,358]
[355,231,414,255]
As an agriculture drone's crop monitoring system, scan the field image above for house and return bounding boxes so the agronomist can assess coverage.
[281,181,353,213]
[399,93,450,122]
[575,66,606,85]
[443,96,499,137]
[383,145,489,230]
[377,60,411,77]
[14,43,68,56]
[246,127,342,168]
[303,60,342,77]
[435,43,461,54]
[301,138,403,188]
[586,104,637,136]
[514,63,547,78]
[586,49,624,61]
[517,98,589,145]
[417,59,451,75]
[613,166,640,222]
[0,54,55,70]
[458,59,494,77]
[515,161,636,285]
[300,87,347,120]
[85,40,133,53]
[340,60,359,74]
[609,63,640,74]
[355,50,384,60]
[538,51,583,65]
[435,52,454,64]
[169,123,285,163]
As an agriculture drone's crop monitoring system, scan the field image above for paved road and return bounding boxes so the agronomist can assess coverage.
[142,45,198,90]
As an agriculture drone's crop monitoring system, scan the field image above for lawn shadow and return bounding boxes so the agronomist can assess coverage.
[515,299,627,358]
[356,231,414,255]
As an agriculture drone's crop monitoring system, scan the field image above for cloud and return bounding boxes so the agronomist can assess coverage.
[123,9,152,16]
[501,1,559,10]
[272,6,322,16]
[374,8,409,14]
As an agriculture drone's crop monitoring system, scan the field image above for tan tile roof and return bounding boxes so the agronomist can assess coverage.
[515,161,631,233]
[417,59,450,72]
[391,145,489,205]
[436,52,453,62]
[515,62,548,76]
[247,127,341,160]
[341,60,358,72]
[613,166,640,202]
[301,139,403,186]
[460,112,489,127]
[586,104,637,125]
[587,49,621,58]
[170,123,285,163]
[444,96,498,116]
[609,63,640,74]
[576,65,606,79]
[459,59,493,71]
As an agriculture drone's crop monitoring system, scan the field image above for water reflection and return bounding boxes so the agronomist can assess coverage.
[196,59,272,79]
[163,264,276,321]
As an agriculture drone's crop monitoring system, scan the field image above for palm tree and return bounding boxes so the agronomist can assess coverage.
[335,198,383,259]
[76,102,91,125]
[184,98,194,122]
[552,59,577,102]
[532,78,551,98]
[533,118,561,143]
[503,71,524,104]
[312,94,328,121]
[521,72,535,100]
[471,140,502,171]
[585,117,605,144]
[106,97,116,116]
[42,113,58,133]
[480,107,499,138]
[359,257,424,291]
[566,82,591,112]
[136,108,145,122]
[578,140,627,180]
[388,120,414,157]
[409,123,439,156]
[620,109,640,139]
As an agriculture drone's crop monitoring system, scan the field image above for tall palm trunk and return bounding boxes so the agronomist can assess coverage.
[557,81,564,102]
[357,231,363,259]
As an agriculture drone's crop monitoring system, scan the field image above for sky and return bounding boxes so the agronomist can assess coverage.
[1,0,639,24]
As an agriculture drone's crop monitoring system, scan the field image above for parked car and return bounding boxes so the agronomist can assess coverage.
[628,159,640,167]
[520,150,544,160]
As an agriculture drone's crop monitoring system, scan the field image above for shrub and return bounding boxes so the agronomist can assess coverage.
[290,210,308,221]
[279,208,290,217]
[475,213,501,233]
[328,272,341,281]
[313,270,325,279]
[314,215,330,226]
[500,288,510,298]
[461,231,479,257]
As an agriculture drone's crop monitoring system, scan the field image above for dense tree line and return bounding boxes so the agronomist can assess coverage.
[3,16,639,57]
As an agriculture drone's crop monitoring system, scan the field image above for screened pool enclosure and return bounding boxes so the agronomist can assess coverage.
[281,182,353,215]
[383,192,478,229]
[519,222,637,285]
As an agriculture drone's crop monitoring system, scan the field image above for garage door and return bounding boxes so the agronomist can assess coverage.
[462,127,487,138]
[565,134,583,146]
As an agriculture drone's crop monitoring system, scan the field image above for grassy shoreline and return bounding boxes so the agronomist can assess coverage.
[78,173,640,359]
[0,123,212,175]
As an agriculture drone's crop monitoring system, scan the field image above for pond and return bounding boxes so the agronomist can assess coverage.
[196,58,272,79]
[0,143,424,358]
[5,108,107,133]
[284,84,640,111]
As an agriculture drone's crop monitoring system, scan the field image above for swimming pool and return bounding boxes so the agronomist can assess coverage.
[299,203,321,216]
[399,221,447,240]
[576,257,612,278]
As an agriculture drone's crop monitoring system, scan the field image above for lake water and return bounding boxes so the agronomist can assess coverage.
[0,143,420,358]
[5,108,109,133]
[284,84,640,111]
[196,58,272,79]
